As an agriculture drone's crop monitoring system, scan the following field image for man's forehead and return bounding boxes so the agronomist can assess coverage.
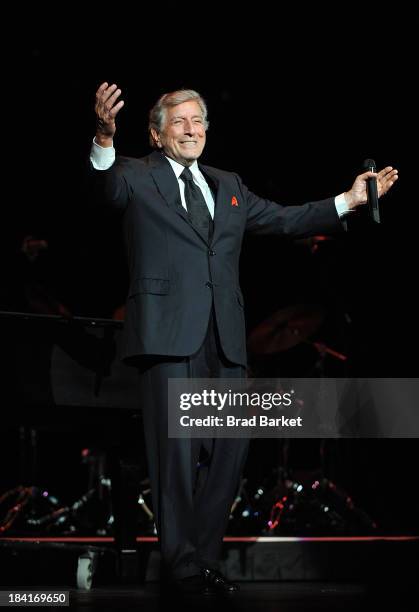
[167,100,202,117]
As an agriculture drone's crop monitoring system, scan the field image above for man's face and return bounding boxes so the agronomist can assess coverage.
[153,100,206,166]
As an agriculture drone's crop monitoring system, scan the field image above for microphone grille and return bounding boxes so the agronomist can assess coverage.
[363,158,376,171]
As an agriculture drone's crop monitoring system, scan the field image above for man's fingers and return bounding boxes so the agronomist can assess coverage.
[377,166,394,178]
[107,88,122,109]
[97,82,109,94]
[379,169,398,184]
[362,167,398,181]
[101,83,118,104]
[378,167,398,185]
[95,82,111,101]
[95,83,124,120]
[378,168,399,196]
[357,169,377,180]
[96,83,118,107]
[109,99,125,118]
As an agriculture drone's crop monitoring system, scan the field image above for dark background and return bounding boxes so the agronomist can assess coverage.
[1,15,418,534]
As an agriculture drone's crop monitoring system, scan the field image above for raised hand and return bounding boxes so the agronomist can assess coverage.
[344,166,398,210]
[94,82,124,146]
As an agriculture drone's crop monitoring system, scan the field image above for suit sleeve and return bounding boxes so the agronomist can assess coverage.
[89,156,135,214]
[233,174,344,238]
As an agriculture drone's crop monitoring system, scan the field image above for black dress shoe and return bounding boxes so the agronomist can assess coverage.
[201,568,239,593]
[171,574,215,596]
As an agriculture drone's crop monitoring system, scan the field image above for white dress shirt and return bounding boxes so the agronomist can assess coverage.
[165,156,215,219]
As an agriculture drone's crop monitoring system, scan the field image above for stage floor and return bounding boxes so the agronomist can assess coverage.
[1,581,416,611]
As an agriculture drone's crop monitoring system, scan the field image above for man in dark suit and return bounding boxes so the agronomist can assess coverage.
[90,82,397,593]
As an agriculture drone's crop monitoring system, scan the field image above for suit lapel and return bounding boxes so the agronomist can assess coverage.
[149,152,188,222]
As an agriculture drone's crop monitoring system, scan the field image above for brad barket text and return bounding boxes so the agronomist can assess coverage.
[179,415,303,428]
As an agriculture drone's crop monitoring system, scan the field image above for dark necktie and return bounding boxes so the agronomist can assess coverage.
[180,167,212,239]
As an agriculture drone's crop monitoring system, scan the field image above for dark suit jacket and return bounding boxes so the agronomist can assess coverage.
[91,151,342,366]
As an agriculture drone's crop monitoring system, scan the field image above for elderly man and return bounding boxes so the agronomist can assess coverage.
[90,82,397,594]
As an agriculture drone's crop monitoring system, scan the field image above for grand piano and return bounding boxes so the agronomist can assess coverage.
[0,310,147,582]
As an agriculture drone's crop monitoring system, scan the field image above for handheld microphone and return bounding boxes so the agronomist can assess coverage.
[363,158,380,223]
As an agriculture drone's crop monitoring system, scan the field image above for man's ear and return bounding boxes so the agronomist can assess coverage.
[150,128,162,148]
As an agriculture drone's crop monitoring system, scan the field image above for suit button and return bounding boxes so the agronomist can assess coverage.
[205,281,213,288]
[209,249,216,256]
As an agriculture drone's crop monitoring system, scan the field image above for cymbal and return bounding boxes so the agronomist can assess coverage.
[248,304,324,355]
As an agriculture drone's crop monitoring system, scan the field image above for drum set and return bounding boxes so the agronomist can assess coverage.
[226,301,376,535]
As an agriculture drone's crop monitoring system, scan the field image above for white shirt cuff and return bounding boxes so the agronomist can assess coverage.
[334,193,352,217]
[90,138,116,170]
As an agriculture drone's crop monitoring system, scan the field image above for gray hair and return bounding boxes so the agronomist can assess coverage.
[148,89,209,148]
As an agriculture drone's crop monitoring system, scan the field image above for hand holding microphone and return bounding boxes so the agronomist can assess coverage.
[343,162,398,221]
